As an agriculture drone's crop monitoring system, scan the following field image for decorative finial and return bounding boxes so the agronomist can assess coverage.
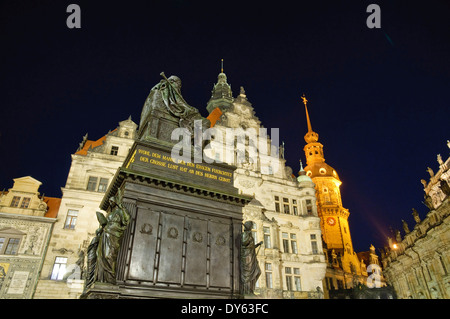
[280,141,285,159]
[299,160,304,171]
[221,58,224,73]
[301,93,308,106]
[437,154,443,165]
[412,208,421,224]
[302,93,315,136]
[402,219,410,234]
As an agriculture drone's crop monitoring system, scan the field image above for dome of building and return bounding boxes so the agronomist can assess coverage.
[297,160,315,184]
[304,162,340,180]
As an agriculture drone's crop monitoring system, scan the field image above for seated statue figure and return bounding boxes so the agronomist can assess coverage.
[139,72,210,137]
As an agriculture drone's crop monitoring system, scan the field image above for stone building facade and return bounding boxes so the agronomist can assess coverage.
[205,72,327,298]
[32,71,327,299]
[381,143,450,299]
[33,118,137,299]
[0,177,60,299]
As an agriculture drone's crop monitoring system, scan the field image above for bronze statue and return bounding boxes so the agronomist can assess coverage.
[96,189,130,284]
[85,211,107,289]
[139,72,210,135]
[76,250,85,280]
[240,221,263,295]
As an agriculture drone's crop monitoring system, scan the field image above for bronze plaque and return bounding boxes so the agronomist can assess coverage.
[157,212,184,284]
[209,220,231,288]
[184,217,208,286]
[128,209,159,281]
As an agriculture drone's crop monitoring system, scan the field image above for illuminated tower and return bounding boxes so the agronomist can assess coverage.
[301,94,353,253]
[299,94,375,295]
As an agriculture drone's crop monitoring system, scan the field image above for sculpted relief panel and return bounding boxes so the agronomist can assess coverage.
[125,207,234,290]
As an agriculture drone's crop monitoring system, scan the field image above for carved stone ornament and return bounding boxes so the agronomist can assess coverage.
[52,247,74,255]
[239,179,255,188]
[140,223,153,235]
[215,236,226,246]
[192,232,203,243]
[168,227,179,239]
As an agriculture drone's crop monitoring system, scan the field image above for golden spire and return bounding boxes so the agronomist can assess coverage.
[302,93,319,144]
[302,93,313,133]
[221,59,224,73]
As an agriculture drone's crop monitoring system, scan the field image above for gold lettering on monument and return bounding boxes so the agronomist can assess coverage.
[136,147,232,184]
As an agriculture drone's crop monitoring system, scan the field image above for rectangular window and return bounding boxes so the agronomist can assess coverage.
[265,263,273,288]
[20,197,31,208]
[311,234,318,254]
[263,227,272,249]
[292,199,298,215]
[283,204,290,214]
[0,238,4,251]
[64,210,78,229]
[294,276,302,291]
[306,199,313,215]
[110,146,119,156]
[290,233,298,254]
[282,232,290,253]
[87,176,98,191]
[275,203,280,213]
[274,196,280,213]
[51,257,68,280]
[285,267,293,291]
[97,178,109,193]
[326,277,333,290]
[10,196,21,207]
[251,222,258,244]
[4,238,20,255]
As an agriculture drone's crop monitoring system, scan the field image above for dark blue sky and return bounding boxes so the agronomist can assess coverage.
[1,1,449,253]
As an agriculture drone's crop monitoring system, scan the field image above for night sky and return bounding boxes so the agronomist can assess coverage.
[1,1,449,253]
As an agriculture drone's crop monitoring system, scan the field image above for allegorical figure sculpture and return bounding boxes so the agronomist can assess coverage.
[96,189,130,284]
[139,72,210,136]
[402,219,410,234]
[412,208,421,224]
[84,211,107,289]
[240,221,263,295]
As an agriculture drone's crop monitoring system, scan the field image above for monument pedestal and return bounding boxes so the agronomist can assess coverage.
[83,140,250,299]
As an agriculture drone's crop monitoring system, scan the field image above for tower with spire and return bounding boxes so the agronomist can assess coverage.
[300,94,372,292]
[202,69,327,299]
[206,60,234,114]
